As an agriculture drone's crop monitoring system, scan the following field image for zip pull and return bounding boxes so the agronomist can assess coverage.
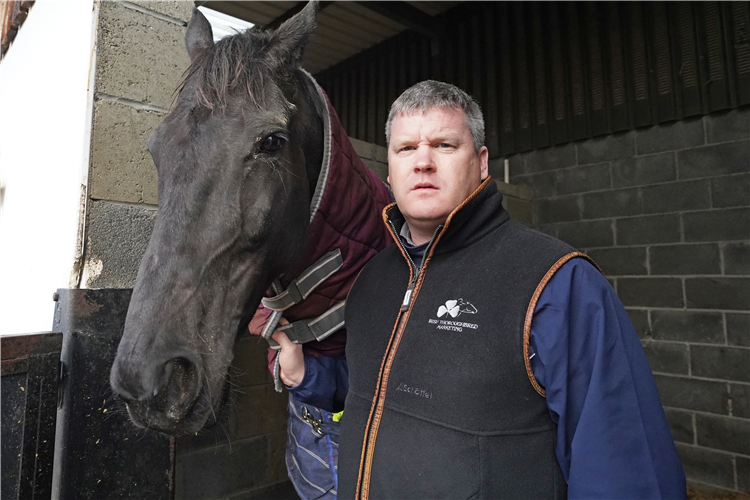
[401,278,417,312]
[390,222,443,313]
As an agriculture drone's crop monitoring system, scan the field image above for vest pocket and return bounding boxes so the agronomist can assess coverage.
[368,408,480,499]
[479,430,564,499]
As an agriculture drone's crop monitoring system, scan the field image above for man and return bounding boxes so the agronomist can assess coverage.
[276,81,686,499]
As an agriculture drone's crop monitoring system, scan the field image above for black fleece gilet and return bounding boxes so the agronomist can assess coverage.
[339,179,581,500]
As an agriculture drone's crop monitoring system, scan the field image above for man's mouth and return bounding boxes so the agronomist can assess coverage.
[413,182,437,190]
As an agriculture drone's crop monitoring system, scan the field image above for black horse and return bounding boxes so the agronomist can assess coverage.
[110,1,389,436]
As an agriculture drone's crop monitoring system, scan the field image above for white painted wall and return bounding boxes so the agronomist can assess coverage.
[0,0,97,335]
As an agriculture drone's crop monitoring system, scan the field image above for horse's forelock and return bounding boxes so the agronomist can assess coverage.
[179,28,299,113]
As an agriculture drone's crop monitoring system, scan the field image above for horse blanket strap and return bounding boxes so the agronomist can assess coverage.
[266,301,346,351]
[261,282,286,343]
[261,249,343,312]
[272,352,284,392]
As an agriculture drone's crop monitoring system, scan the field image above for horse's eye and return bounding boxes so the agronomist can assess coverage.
[261,134,285,154]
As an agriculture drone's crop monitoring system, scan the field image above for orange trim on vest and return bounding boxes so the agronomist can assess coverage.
[522,252,603,397]
[354,203,411,500]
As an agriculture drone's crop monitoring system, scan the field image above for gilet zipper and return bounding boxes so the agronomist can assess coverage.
[391,221,442,312]
[357,222,442,499]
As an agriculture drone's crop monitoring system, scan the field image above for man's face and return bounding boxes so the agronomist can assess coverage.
[387,106,488,242]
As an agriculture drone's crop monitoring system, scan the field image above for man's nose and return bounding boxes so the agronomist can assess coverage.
[414,145,435,172]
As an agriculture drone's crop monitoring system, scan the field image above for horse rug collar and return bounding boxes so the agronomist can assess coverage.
[257,70,393,390]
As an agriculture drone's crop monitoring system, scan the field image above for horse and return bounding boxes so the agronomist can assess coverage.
[110,0,390,450]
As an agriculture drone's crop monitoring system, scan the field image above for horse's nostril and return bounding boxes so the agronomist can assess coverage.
[159,357,201,421]
[157,359,175,397]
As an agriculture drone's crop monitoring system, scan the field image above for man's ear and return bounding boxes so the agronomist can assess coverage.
[186,8,214,62]
[478,146,489,180]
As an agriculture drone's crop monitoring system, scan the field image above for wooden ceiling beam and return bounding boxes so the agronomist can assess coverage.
[353,1,442,38]
[264,1,334,30]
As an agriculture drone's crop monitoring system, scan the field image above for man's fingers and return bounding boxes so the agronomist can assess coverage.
[271,323,305,387]
[271,317,291,346]
[271,330,294,348]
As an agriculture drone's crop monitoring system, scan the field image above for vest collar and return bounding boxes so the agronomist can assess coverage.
[384,177,509,258]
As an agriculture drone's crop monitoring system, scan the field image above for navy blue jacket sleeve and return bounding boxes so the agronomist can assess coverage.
[529,258,686,499]
[286,355,349,413]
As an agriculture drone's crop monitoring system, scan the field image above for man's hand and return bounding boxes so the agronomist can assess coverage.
[272,318,305,387]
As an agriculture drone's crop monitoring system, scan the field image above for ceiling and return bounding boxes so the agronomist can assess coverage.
[196,1,461,74]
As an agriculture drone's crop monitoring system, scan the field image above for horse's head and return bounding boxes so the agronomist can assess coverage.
[110,2,323,435]
[457,299,477,315]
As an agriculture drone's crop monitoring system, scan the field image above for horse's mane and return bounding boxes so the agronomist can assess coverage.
[177,28,295,112]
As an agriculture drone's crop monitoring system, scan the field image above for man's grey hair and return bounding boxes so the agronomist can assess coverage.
[385,80,485,153]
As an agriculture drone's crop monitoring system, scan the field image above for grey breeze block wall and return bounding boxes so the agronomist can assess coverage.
[509,107,750,494]
[87,2,290,499]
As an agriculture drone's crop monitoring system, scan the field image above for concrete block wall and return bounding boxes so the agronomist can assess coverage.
[511,107,750,494]
[488,158,534,227]
[84,0,189,288]
[351,137,389,183]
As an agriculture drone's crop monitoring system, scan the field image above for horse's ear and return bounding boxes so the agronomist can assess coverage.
[186,8,214,62]
[268,0,318,66]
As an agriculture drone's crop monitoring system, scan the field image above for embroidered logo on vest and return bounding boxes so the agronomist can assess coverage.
[429,299,479,332]
[436,299,477,318]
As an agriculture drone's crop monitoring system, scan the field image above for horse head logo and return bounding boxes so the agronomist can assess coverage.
[437,298,478,318]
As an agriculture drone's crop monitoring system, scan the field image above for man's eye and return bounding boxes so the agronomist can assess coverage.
[439,143,453,148]
[261,134,285,154]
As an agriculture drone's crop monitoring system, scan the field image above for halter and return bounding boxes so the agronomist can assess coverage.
[260,249,346,350]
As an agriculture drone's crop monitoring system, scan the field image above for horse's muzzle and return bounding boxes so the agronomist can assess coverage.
[111,352,207,434]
